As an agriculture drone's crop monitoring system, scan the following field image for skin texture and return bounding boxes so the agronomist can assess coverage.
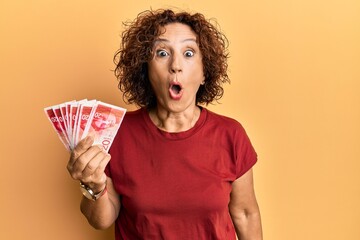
[229,170,263,240]
[67,136,120,229]
[114,9,230,108]
[147,23,205,132]
[67,23,262,239]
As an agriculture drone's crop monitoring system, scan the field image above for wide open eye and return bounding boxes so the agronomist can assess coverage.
[156,50,169,57]
[184,50,194,57]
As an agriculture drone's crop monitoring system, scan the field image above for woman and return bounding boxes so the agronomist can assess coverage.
[67,9,263,239]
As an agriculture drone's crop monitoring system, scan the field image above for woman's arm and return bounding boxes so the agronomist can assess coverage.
[229,169,263,240]
[67,136,121,229]
[80,177,121,229]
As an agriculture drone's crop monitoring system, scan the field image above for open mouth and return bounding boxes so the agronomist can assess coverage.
[171,84,182,94]
[169,83,183,100]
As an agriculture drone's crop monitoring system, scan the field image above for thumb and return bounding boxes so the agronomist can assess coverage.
[72,135,94,158]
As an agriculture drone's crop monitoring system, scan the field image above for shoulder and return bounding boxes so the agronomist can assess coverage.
[114,108,146,137]
[110,108,146,151]
[204,108,245,131]
[203,108,253,146]
[123,107,144,119]
[121,108,144,125]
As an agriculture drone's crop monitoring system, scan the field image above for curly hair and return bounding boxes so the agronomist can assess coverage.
[113,9,229,108]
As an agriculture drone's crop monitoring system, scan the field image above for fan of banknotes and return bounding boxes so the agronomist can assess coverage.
[44,100,126,152]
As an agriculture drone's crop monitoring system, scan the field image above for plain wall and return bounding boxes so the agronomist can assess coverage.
[1,0,359,239]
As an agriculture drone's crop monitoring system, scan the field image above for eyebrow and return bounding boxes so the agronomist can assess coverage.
[154,38,198,44]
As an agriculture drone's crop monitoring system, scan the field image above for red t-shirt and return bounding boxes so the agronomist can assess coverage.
[106,107,257,240]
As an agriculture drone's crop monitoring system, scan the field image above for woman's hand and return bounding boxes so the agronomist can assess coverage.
[66,136,120,229]
[67,135,111,193]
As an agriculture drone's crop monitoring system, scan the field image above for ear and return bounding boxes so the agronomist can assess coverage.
[201,76,205,85]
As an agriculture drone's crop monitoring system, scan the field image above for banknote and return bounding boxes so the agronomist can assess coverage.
[44,100,126,151]
[74,100,97,146]
[44,107,70,151]
[84,101,127,152]
[69,99,87,147]
[52,106,71,147]
[60,100,75,144]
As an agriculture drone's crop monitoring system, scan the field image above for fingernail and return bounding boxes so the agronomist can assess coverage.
[96,144,104,151]
[86,135,94,144]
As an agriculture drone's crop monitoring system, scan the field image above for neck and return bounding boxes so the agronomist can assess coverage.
[149,105,201,133]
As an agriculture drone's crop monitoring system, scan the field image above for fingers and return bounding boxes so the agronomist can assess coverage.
[68,145,102,178]
[67,135,111,190]
[68,135,94,166]
[81,151,111,183]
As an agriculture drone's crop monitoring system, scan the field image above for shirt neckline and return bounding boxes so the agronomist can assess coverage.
[141,107,207,140]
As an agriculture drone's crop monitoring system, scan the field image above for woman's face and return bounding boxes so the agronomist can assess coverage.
[148,23,205,113]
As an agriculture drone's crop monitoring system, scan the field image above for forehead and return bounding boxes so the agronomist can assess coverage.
[157,23,198,41]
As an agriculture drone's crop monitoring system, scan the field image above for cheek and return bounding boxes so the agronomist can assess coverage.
[148,62,167,80]
[189,61,205,82]
[193,57,204,71]
[147,66,159,86]
[148,66,167,94]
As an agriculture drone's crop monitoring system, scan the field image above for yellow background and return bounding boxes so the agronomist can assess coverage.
[1,0,359,239]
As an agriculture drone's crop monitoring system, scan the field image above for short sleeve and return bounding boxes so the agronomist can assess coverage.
[235,124,258,178]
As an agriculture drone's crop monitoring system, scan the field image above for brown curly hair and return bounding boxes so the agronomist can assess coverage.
[113,9,229,108]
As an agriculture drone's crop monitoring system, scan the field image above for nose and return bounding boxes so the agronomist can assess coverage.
[169,53,182,73]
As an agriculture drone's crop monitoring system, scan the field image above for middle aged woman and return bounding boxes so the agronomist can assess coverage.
[67,9,263,240]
